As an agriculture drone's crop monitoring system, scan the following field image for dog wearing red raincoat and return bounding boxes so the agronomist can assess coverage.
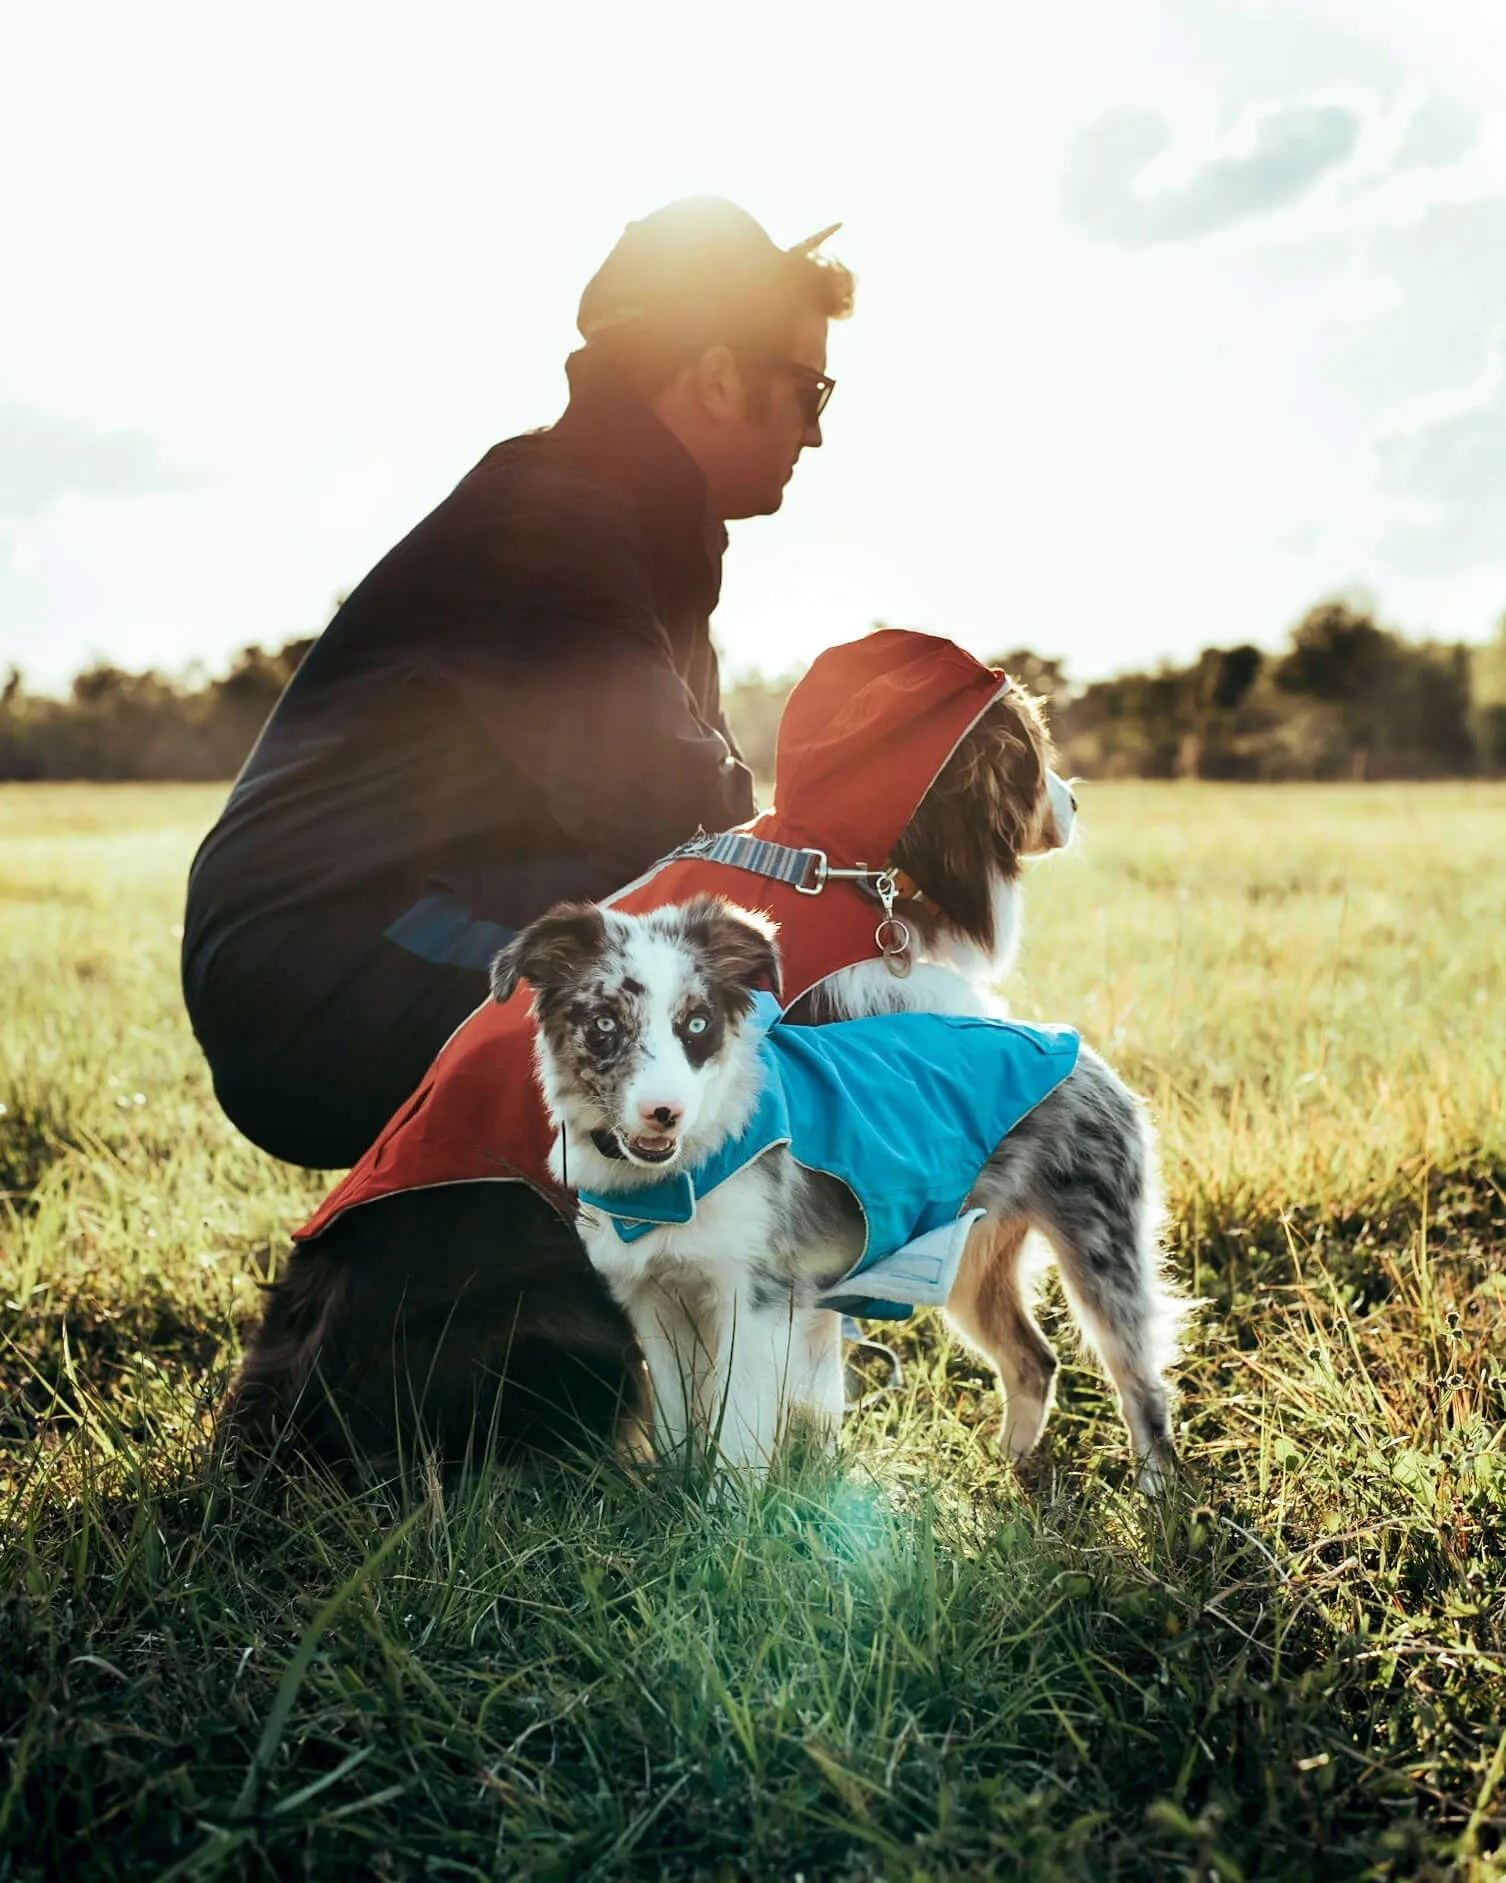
[228,630,1073,1467]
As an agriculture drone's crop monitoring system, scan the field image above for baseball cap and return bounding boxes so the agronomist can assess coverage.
[576,196,842,345]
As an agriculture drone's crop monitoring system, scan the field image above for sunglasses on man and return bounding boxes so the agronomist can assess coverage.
[766,358,836,427]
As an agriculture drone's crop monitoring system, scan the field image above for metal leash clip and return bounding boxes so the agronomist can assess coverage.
[794,852,913,977]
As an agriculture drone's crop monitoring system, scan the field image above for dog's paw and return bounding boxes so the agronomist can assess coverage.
[1135,1438,1179,1497]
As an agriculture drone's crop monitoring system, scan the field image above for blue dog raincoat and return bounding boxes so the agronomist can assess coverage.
[577,994,1081,1320]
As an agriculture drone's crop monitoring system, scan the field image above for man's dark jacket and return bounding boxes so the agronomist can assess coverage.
[181,395,755,1164]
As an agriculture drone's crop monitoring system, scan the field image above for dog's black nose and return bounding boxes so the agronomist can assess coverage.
[651,1105,676,1128]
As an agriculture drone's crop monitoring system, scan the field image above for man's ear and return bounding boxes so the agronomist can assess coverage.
[490,903,608,1005]
[682,894,783,1006]
[694,343,744,422]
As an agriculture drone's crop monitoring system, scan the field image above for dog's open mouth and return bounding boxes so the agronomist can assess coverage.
[619,1131,680,1166]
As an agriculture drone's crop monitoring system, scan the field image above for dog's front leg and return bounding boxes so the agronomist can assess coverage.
[785,1306,844,1443]
[626,1280,714,1466]
[706,1290,803,1475]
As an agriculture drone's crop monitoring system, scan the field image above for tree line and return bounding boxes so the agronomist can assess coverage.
[0,641,316,782]
[2,600,1503,784]
[727,601,1506,783]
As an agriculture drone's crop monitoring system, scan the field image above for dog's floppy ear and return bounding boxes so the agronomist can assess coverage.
[682,894,783,1006]
[490,902,608,1005]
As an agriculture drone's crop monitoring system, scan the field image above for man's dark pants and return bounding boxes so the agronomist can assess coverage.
[191,893,513,1171]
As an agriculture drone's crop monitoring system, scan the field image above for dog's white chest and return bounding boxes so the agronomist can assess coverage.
[578,1165,781,1291]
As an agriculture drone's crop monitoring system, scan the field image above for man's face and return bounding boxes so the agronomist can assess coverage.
[717,310,830,520]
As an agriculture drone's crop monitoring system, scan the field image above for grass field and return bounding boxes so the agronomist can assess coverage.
[2,779,1505,1880]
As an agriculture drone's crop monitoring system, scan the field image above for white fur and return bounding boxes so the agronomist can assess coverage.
[563,996,843,1469]
[804,871,1020,1026]
[616,926,717,1142]
[582,1171,838,1469]
[1046,769,1077,849]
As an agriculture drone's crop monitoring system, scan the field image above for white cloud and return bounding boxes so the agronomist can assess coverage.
[1395,94,1479,170]
[1375,347,1506,572]
[0,406,182,519]
[1063,102,1363,248]
[1331,194,1506,405]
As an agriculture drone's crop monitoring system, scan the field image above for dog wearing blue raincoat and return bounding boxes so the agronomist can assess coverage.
[493,894,1184,1491]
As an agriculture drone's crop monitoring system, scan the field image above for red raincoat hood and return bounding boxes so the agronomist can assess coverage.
[771,627,1009,865]
[296,630,1005,1241]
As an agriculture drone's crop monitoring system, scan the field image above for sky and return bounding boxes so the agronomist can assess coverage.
[2,0,1504,693]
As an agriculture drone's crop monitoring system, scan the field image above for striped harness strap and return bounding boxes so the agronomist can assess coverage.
[662,836,896,900]
[663,829,848,894]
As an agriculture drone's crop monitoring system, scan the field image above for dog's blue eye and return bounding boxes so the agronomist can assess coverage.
[685,1014,709,1036]
[594,1015,617,1035]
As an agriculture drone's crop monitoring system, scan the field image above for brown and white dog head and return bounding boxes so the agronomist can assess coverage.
[491,895,780,1177]
[890,681,1074,971]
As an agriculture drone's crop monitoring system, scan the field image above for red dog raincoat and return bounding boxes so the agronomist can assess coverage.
[296,629,1011,1241]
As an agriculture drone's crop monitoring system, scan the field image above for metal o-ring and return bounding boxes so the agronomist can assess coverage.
[874,917,912,956]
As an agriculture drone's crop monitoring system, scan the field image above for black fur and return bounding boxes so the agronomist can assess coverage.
[226,1184,645,1470]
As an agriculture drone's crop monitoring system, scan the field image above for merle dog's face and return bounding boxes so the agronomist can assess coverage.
[492,896,781,1168]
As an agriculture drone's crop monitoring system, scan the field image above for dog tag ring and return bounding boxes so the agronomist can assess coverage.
[873,871,913,978]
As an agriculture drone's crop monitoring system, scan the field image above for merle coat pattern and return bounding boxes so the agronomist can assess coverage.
[495,895,1181,1489]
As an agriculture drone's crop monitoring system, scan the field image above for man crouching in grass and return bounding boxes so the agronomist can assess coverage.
[181,197,852,1171]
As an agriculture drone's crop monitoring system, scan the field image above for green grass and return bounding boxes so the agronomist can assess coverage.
[2,779,1505,1880]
